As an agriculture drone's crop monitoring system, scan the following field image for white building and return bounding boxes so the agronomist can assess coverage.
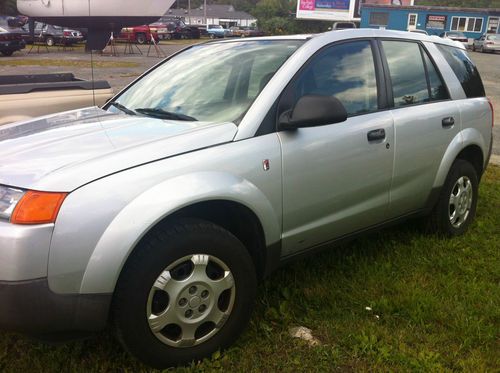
[166,4,257,28]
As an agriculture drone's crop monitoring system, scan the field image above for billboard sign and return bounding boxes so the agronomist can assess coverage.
[297,0,414,21]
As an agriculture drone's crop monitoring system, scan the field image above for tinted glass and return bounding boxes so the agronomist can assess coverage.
[422,49,449,101]
[114,41,303,123]
[437,44,485,98]
[292,41,378,116]
[382,41,429,107]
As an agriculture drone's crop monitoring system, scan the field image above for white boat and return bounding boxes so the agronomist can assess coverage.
[17,0,176,48]
[17,0,174,19]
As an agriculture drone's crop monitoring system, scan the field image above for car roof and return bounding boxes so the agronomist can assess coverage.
[213,29,464,49]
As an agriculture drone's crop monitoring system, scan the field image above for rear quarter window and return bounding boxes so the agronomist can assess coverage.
[436,44,485,98]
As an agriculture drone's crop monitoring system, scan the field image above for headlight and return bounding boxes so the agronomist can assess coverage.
[0,185,25,220]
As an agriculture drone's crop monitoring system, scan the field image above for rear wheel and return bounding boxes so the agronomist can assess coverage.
[113,219,257,368]
[46,37,55,47]
[428,159,478,236]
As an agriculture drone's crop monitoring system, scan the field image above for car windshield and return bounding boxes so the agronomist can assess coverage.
[110,40,304,123]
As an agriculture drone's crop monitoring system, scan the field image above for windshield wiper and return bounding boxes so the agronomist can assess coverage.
[109,102,137,116]
[135,108,197,121]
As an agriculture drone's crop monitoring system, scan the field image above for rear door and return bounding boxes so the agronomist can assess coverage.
[279,40,395,256]
[379,39,461,217]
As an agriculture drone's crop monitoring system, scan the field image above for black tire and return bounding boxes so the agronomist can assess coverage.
[113,218,257,368]
[136,33,147,44]
[165,33,172,40]
[46,37,55,47]
[209,33,215,39]
[428,159,478,236]
[1,50,14,56]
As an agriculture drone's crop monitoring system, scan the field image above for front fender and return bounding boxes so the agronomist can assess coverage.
[78,171,281,294]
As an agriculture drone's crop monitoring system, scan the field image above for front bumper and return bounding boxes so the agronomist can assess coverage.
[0,221,53,281]
[0,278,111,333]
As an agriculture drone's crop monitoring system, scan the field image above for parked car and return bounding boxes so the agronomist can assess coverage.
[118,25,166,44]
[0,26,25,56]
[227,26,243,37]
[0,30,493,369]
[332,21,357,30]
[206,24,226,39]
[23,22,83,46]
[0,73,113,125]
[239,26,264,37]
[409,29,429,35]
[472,34,500,53]
[150,18,200,40]
[440,31,468,48]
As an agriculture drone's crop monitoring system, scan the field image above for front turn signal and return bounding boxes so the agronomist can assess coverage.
[11,191,68,225]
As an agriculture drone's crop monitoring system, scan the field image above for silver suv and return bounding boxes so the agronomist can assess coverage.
[0,30,493,368]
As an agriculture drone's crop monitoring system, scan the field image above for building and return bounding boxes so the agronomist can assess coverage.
[166,4,256,28]
[360,4,500,38]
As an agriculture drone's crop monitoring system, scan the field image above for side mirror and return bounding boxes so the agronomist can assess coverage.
[279,95,347,130]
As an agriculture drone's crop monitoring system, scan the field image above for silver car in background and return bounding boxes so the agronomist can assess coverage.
[472,34,500,53]
[0,30,494,368]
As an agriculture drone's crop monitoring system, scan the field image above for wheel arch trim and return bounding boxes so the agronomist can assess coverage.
[78,171,280,294]
[432,128,486,189]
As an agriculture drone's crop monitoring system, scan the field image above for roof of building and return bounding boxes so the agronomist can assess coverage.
[360,4,500,14]
[166,4,256,20]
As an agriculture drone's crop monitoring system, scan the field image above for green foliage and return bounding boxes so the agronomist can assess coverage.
[0,0,17,15]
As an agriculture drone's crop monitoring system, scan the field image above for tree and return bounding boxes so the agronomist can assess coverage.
[0,0,17,15]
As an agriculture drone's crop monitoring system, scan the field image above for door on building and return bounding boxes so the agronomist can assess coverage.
[407,13,418,30]
[487,17,499,33]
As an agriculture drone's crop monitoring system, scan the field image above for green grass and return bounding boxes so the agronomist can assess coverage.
[0,166,499,372]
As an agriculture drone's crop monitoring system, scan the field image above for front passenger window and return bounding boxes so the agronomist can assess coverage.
[291,41,379,116]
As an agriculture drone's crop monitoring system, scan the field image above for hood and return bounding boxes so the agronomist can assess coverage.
[0,107,237,191]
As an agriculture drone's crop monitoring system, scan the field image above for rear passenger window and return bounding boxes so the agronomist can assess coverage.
[382,41,429,107]
[422,49,450,101]
[291,41,378,116]
[436,44,485,98]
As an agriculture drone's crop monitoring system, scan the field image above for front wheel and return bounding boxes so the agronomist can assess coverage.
[46,37,55,46]
[113,219,257,368]
[136,33,147,44]
[428,159,478,236]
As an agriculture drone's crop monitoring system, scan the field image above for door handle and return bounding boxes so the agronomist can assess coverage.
[367,128,386,142]
[442,117,455,128]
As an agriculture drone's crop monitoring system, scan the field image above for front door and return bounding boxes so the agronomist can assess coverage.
[407,13,418,30]
[279,40,395,256]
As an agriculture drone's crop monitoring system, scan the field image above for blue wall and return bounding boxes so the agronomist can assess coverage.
[360,6,500,39]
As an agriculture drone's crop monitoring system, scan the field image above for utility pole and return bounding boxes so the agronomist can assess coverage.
[204,0,207,26]
[188,0,191,24]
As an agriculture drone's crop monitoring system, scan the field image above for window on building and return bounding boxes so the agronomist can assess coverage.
[437,44,485,98]
[369,12,389,26]
[426,15,447,30]
[451,16,484,32]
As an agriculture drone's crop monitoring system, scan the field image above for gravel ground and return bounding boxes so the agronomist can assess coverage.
[0,41,498,155]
